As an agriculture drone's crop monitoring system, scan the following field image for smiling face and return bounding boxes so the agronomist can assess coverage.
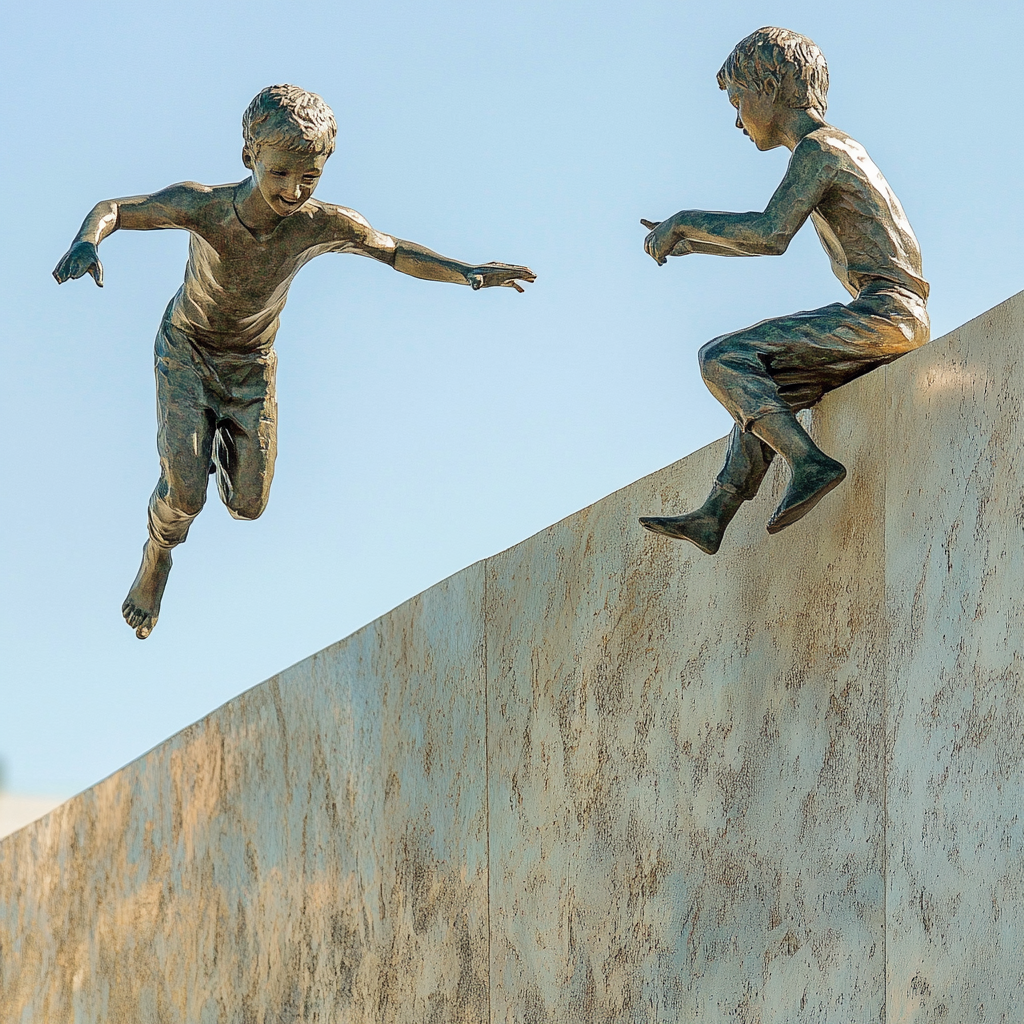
[726,81,782,151]
[243,145,328,217]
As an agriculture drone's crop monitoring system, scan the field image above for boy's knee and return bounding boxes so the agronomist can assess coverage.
[699,333,760,386]
[226,494,269,521]
[149,477,207,548]
[698,337,729,384]
[174,493,207,518]
[159,474,208,518]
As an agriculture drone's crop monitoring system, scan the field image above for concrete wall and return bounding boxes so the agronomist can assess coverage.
[2,291,1022,1023]
[0,797,64,842]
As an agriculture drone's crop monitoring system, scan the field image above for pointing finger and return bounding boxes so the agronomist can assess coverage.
[640,218,660,230]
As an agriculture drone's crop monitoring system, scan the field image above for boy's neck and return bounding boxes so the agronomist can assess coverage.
[233,177,284,237]
[775,107,827,151]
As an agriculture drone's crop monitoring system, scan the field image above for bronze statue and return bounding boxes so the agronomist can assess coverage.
[639,27,929,553]
[54,85,535,638]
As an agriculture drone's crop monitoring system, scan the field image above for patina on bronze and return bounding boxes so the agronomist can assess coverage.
[54,84,536,639]
[639,27,929,553]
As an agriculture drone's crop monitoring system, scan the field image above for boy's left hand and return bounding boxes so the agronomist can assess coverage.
[466,262,536,293]
[53,240,104,287]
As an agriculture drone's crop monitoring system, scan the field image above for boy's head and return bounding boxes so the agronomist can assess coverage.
[241,85,337,217]
[717,27,829,119]
[242,84,337,158]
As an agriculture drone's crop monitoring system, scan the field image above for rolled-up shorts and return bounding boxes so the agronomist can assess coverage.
[698,283,929,430]
[148,307,278,546]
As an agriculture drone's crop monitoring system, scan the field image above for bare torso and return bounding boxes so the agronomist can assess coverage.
[129,183,398,353]
[803,127,928,301]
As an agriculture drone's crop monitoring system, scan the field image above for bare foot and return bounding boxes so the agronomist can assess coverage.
[640,512,727,554]
[640,486,744,555]
[122,540,173,639]
[766,454,847,534]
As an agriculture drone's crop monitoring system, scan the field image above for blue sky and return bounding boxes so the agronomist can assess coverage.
[1,0,1021,795]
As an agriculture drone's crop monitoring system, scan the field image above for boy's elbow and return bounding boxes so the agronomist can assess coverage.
[762,232,791,256]
[88,200,121,234]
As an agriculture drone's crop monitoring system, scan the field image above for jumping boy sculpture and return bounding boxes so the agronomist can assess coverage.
[639,27,929,553]
[54,84,535,638]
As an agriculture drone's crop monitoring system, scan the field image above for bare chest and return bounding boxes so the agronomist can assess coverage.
[187,217,316,306]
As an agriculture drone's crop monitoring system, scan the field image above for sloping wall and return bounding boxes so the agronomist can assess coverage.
[2,292,1021,1024]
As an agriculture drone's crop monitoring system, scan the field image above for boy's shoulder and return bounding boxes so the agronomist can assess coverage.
[301,199,372,229]
[296,200,387,247]
[148,180,239,217]
[796,126,870,168]
[154,179,229,199]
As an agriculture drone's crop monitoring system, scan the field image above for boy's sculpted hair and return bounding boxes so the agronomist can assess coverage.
[243,84,337,157]
[717,27,829,117]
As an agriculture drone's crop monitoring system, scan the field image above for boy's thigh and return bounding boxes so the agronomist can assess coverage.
[212,366,278,519]
[721,302,909,410]
[155,341,216,497]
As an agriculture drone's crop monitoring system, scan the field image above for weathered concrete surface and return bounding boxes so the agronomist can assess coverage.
[1,292,1022,1022]
[0,797,64,842]
[0,569,488,1024]
[885,295,1024,1023]
[485,375,888,1023]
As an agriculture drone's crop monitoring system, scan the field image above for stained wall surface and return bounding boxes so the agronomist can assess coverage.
[884,295,1024,1023]
[1,292,1022,1023]
[0,570,489,1024]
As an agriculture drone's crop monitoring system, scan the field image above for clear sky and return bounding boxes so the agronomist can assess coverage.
[1,0,1021,796]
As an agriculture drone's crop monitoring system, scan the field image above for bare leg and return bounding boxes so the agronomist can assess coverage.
[130,320,217,639]
[640,426,772,554]
[750,412,846,533]
[640,485,745,554]
[122,540,173,640]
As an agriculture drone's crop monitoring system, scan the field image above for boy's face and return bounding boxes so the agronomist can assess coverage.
[244,144,329,217]
[725,81,781,151]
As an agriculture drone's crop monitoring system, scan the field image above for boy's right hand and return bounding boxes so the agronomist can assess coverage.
[641,217,692,265]
[53,241,104,287]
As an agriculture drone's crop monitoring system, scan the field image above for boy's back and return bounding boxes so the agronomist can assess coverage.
[801,126,928,302]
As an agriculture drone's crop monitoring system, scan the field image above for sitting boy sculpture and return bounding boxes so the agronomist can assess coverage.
[54,84,535,638]
[639,27,929,553]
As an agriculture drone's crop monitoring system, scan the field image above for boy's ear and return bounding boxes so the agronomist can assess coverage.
[241,146,254,170]
[761,75,781,105]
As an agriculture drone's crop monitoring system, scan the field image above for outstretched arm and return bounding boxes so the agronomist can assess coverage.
[392,239,535,292]
[642,138,833,265]
[323,205,536,291]
[53,183,208,287]
[321,206,535,292]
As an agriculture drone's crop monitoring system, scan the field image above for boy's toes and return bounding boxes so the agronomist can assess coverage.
[639,514,722,555]
[122,600,153,634]
[639,515,668,533]
[640,515,692,539]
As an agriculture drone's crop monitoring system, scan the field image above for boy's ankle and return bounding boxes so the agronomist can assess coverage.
[750,412,822,466]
